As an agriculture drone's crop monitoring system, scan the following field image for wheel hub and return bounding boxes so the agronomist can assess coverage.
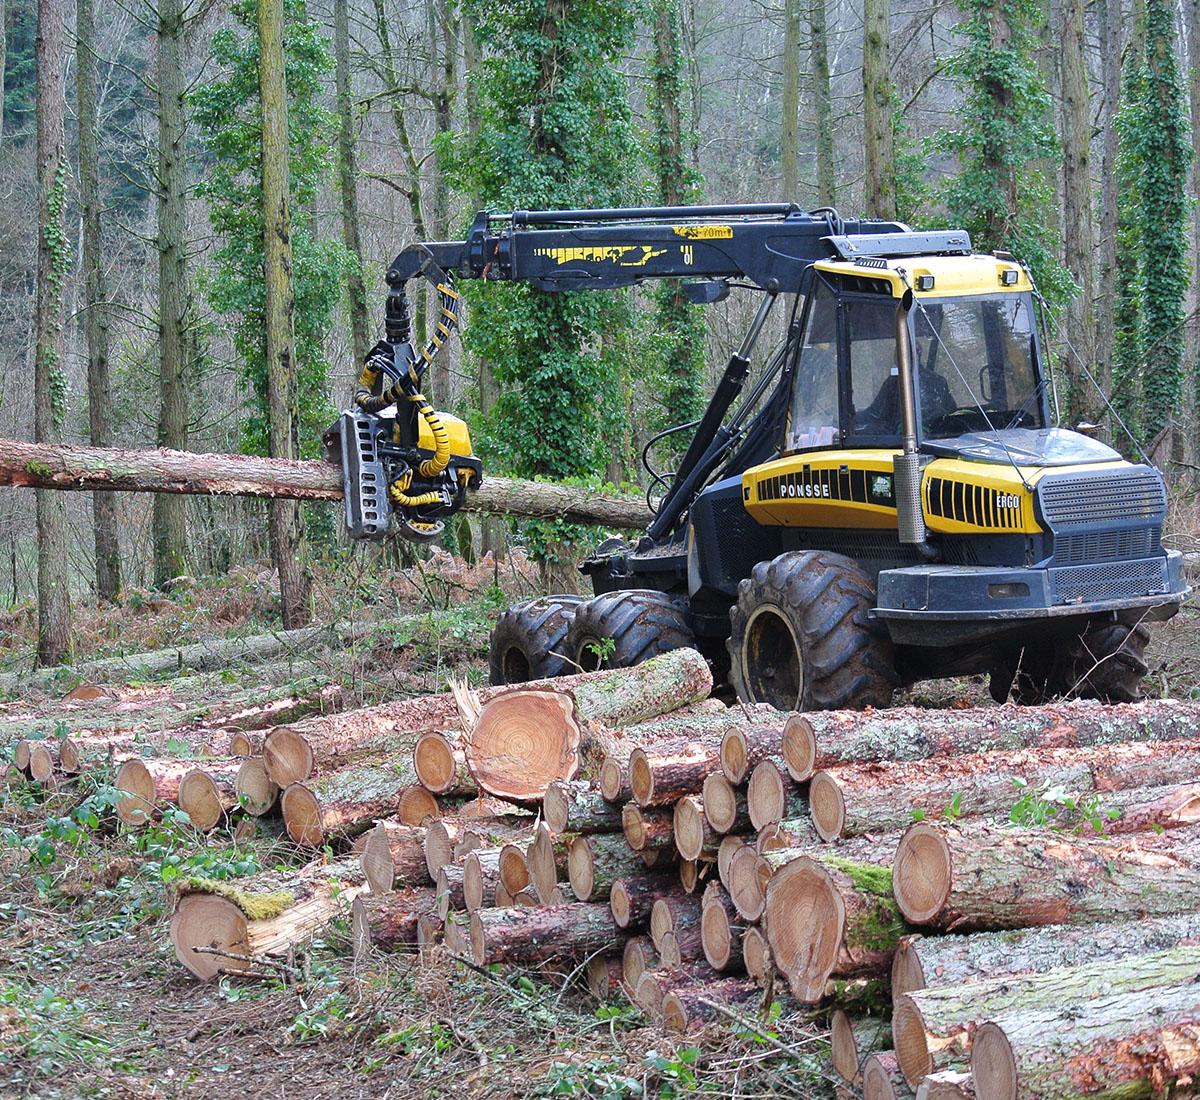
[741,605,804,710]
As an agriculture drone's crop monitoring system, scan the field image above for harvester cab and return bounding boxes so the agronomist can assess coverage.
[327,204,1188,710]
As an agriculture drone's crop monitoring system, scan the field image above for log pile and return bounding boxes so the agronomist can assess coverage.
[12,652,1200,1098]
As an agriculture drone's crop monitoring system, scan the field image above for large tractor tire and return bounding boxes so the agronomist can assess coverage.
[488,595,583,685]
[727,550,899,711]
[993,619,1151,705]
[565,590,695,672]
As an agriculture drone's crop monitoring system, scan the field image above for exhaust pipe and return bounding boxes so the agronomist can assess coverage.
[893,289,937,558]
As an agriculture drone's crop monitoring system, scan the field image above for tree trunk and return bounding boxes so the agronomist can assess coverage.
[169,856,366,979]
[892,911,1200,997]
[235,757,278,816]
[892,820,1200,931]
[259,0,311,630]
[527,821,566,902]
[622,935,659,987]
[969,983,1200,1100]
[567,832,646,902]
[465,690,582,803]
[672,794,720,861]
[781,0,801,197]
[0,439,656,529]
[893,945,1200,1087]
[34,0,71,667]
[468,903,623,967]
[153,0,189,588]
[463,847,504,911]
[586,954,624,1000]
[115,756,202,825]
[77,0,119,600]
[649,894,703,951]
[628,737,720,807]
[862,0,895,218]
[810,0,835,205]
[280,758,419,848]
[781,700,1200,782]
[333,0,370,366]
[756,814,820,851]
[700,885,743,971]
[662,977,760,1033]
[746,759,806,830]
[360,821,429,893]
[622,803,675,852]
[544,779,624,834]
[719,718,784,784]
[634,962,719,1021]
[1101,780,1200,833]
[351,887,437,958]
[1095,0,1122,411]
[609,874,679,929]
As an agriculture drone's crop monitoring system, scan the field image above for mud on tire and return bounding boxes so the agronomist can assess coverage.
[488,595,583,685]
[566,590,695,672]
[727,550,899,711]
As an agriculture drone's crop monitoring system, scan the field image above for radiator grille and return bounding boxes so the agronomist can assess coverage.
[1054,528,1159,565]
[1050,559,1168,604]
[1038,471,1165,527]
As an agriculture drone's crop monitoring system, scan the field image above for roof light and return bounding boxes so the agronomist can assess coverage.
[915,274,935,291]
[1000,268,1019,286]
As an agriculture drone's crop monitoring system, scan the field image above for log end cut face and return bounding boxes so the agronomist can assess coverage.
[178,769,224,832]
[701,898,734,970]
[414,732,457,794]
[890,936,928,997]
[808,771,845,842]
[893,822,952,924]
[543,781,571,835]
[466,690,582,802]
[234,757,278,817]
[115,758,155,826]
[703,773,738,834]
[170,893,251,980]
[764,855,845,1003]
[397,785,439,826]
[567,836,595,902]
[361,822,396,894]
[781,713,816,782]
[262,727,313,788]
[280,784,325,848]
[891,994,935,1087]
[673,796,706,862]
[967,1021,1016,1100]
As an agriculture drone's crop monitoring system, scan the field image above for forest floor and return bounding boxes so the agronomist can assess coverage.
[1,537,1198,1100]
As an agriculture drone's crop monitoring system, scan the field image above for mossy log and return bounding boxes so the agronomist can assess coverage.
[893,944,1200,1087]
[609,874,680,930]
[360,821,429,893]
[720,719,786,784]
[892,911,1200,996]
[969,981,1200,1100]
[280,757,418,848]
[628,737,722,807]
[780,700,1200,783]
[169,856,366,979]
[567,832,647,902]
[544,779,624,835]
[351,886,437,958]
[662,977,762,1033]
[468,903,623,967]
[892,820,1200,931]
[747,760,807,830]
[810,740,1200,841]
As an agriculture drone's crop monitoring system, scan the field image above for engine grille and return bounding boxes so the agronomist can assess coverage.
[1053,527,1160,565]
[1037,469,1165,527]
[1050,558,1169,604]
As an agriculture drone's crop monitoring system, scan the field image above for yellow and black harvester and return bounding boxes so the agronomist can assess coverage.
[326,204,1187,710]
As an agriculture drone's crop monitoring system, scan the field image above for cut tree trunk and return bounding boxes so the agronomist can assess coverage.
[543,779,624,835]
[463,847,503,911]
[700,886,744,972]
[464,691,581,803]
[567,833,646,902]
[673,795,720,861]
[586,955,625,1000]
[633,963,719,1022]
[658,927,704,968]
[747,759,807,830]
[0,439,654,527]
[622,935,659,988]
[863,1052,914,1100]
[360,821,429,893]
[397,786,440,825]
[720,720,785,784]
[1098,780,1200,833]
[609,874,679,929]
[168,856,366,979]
[809,741,1200,841]
[526,822,566,902]
[280,758,418,848]
[351,886,437,958]
[916,1070,975,1100]
[893,944,1200,1087]
[234,758,278,817]
[177,762,244,831]
[28,742,56,784]
[598,751,632,802]
[423,817,532,879]
[628,737,721,807]
[469,903,623,966]
[892,820,1200,931]
[435,862,466,919]
[115,757,197,825]
[413,731,477,797]
[830,1010,891,1086]
[621,804,675,852]
[662,977,761,1032]
[649,894,703,951]
[742,926,770,986]
[969,982,1200,1100]
[701,773,750,835]
[891,911,1200,996]
[780,700,1200,782]
[756,815,820,851]
[727,844,770,921]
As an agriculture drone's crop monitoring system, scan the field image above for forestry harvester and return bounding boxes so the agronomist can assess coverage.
[323,204,1187,710]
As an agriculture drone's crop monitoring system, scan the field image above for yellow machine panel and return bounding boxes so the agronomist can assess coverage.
[743,451,903,529]
[810,254,1030,298]
[417,410,474,457]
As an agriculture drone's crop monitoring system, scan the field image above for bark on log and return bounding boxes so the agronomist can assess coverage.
[781,700,1200,783]
[969,982,1200,1100]
[280,758,418,848]
[413,731,478,797]
[351,886,437,958]
[863,1052,915,1100]
[756,815,821,852]
[721,719,786,784]
[360,821,429,893]
[892,911,1200,996]
[177,762,244,831]
[1098,780,1200,833]
[543,779,624,835]
[747,759,807,830]
[658,927,704,968]
[810,741,1200,841]
[609,874,679,930]
[436,862,466,919]
[169,856,366,979]
[673,795,722,862]
[701,773,750,835]
[893,944,1200,1087]
[0,439,654,527]
[469,903,623,967]
[649,894,704,951]
[662,977,761,1033]
[892,820,1200,931]
[567,832,646,902]
[628,737,721,807]
[916,1071,975,1100]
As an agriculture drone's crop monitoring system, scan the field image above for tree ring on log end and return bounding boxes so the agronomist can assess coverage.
[892,994,934,1086]
[567,836,594,901]
[809,771,845,841]
[498,842,532,896]
[280,783,324,848]
[115,759,155,825]
[59,739,80,773]
[543,781,570,835]
[893,822,952,924]
[468,911,487,966]
[703,773,738,834]
[862,1054,903,1100]
[673,797,705,861]
[743,926,768,985]
[466,690,581,802]
[728,844,768,921]
[969,1021,1016,1100]
[361,822,395,894]
[747,759,787,830]
[781,713,817,781]
[890,936,927,997]
[28,743,55,783]
[397,785,439,826]
[262,726,312,787]
[609,878,633,927]
[764,855,845,1002]
[179,768,224,832]
[662,991,689,1033]
[830,1009,859,1084]
[599,758,625,801]
[414,732,457,793]
[701,898,733,969]
[235,757,278,817]
[169,893,251,980]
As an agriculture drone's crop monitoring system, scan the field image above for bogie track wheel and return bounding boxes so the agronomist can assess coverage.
[566,590,695,672]
[727,550,899,711]
[488,595,583,685]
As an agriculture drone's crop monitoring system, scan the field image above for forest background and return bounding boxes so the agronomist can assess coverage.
[2,0,1197,665]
